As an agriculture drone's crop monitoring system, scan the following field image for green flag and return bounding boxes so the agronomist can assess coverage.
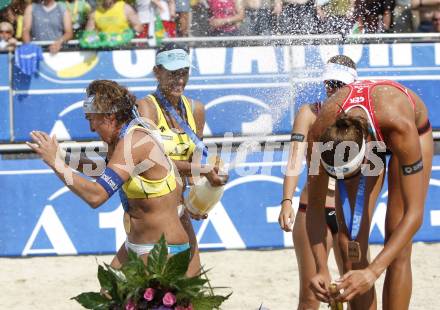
[154,14,165,46]
[0,0,11,11]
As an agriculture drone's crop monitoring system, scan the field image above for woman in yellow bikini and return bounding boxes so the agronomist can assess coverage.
[27,80,189,266]
[137,43,227,276]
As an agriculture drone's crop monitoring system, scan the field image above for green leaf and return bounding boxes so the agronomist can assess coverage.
[97,265,115,293]
[146,234,168,276]
[191,294,231,310]
[71,292,111,310]
[122,251,149,289]
[163,248,191,280]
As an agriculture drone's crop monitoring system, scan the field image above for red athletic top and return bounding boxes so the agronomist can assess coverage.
[337,80,423,142]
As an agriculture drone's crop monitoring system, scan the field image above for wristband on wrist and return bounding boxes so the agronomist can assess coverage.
[280,198,292,205]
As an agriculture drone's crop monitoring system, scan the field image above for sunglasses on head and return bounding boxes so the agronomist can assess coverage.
[324,80,346,89]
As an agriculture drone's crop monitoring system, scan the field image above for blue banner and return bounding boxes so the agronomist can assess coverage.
[1,151,440,256]
[8,43,440,142]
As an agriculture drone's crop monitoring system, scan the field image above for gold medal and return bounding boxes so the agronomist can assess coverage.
[348,240,361,263]
[123,211,131,234]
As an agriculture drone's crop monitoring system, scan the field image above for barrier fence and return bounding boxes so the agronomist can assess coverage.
[1,36,440,256]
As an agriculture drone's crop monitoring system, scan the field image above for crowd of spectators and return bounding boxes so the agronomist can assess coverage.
[1,0,440,52]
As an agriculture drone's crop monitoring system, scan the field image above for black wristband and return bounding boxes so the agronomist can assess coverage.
[280,198,293,205]
[290,133,305,142]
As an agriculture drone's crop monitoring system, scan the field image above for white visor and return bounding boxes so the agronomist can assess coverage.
[322,63,358,85]
[83,95,120,114]
[320,138,366,179]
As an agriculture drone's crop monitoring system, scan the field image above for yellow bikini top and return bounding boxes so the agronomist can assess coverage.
[121,125,176,199]
[148,94,197,161]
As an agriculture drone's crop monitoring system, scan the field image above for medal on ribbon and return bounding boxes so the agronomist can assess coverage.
[123,211,131,234]
[338,176,366,263]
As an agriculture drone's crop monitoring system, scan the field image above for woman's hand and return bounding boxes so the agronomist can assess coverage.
[278,201,294,232]
[185,208,208,221]
[209,18,227,28]
[27,131,61,168]
[205,168,228,187]
[335,267,378,302]
[310,270,332,303]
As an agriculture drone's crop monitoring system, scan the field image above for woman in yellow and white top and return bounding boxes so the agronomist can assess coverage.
[86,0,143,34]
[137,43,227,277]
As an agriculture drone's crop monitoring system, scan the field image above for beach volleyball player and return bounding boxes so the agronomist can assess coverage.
[27,80,190,267]
[306,79,433,309]
[278,55,357,309]
[137,43,228,276]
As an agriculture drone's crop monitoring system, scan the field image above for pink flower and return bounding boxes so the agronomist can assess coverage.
[162,292,176,307]
[125,300,136,310]
[175,305,193,310]
[143,288,155,301]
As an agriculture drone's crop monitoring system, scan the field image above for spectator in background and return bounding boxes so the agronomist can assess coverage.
[190,0,210,36]
[22,0,73,54]
[86,0,143,35]
[0,21,17,51]
[136,0,176,39]
[0,0,30,40]
[317,0,355,34]
[273,0,319,34]
[60,0,92,38]
[207,0,244,36]
[242,0,277,35]
[432,9,440,31]
[354,0,395,33]
[392,0,413,32]
[411,0,440,32]
[175,0,190,36]
[157,0,177,37]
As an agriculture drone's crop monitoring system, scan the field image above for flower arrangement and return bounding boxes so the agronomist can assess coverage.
[72,235,230,310]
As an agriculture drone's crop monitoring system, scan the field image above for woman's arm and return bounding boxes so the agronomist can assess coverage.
[304,116,333,303]
[85,11,96,31]
[370,121,424,276]
[278,104,314,232]
[22,4,32,43]
[125,3,143,33]
[27,131,120,208]
[49,8,73,54]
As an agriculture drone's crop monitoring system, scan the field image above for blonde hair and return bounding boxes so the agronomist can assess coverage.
[0,22,14,36]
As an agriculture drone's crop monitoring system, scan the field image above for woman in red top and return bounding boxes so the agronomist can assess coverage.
[306,80,433,309]
[207,0,245,36]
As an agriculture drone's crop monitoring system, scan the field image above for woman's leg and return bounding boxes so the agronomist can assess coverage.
[383,132,433,310]
[180,211,201,277]
[293,210,320,310]
[331,233,344,276]
[110,243,129,269]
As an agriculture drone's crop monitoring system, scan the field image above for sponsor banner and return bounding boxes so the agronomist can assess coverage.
[1,151,439,257]
[0,53,10,141]
[7,43,440,141]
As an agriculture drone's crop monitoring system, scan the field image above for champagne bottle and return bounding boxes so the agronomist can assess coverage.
[329,283,344,310]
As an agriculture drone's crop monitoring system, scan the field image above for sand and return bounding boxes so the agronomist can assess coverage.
[0,243,439,309]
